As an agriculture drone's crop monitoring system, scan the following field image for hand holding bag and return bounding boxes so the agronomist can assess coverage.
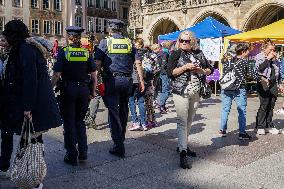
[10,118,47,189]
[197,75,212,99]
[199,80,212,99]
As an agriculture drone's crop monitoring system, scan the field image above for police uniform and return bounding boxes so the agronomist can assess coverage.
[95,21,138,157]
[53,26,96,165]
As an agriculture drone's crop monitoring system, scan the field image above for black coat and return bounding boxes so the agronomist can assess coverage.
[1,40,62,134]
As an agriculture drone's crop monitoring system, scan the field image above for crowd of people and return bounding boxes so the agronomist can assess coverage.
[0,19,283,189]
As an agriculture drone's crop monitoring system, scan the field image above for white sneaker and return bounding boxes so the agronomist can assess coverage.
[0,170,9,179]
[128,122,141,131]
[281,129,284,134]
[141,124,148,131]
[257,129,266,135]
[33,183,43,189]
[274,108,284,115]
[268,128,280,134]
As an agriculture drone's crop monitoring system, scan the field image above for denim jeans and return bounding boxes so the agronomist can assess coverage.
[129,85,146,125]
[159,74,170,107]
[220,88,247,133]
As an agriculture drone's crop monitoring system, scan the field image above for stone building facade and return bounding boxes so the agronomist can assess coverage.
[129,0,284,44]
[86,0,131,35]
[85,0,118,36]
[30,0,65,44]
[0,0,30,32]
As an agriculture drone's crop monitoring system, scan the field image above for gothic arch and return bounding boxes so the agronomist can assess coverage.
[189,7,232,27]
[145,15,183,44]
[241,0,284,31]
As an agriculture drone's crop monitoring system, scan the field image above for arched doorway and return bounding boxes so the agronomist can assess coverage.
[193,12,230,26]
[244,4,284,31]
[150,19,179,44]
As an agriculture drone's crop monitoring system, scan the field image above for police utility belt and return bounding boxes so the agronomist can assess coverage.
[112,72,131,77]
[63,81,90,87]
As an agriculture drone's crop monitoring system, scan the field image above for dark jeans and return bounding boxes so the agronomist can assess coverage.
[103,76,132,150]
[0,131,43,172]
[61,85,89,158]
[256,90,277,129]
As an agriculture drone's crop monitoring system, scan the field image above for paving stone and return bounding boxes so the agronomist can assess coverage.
[44,169,114,189]
[1,97,284,188]
[220,150,284,188]
[93,148,175,181]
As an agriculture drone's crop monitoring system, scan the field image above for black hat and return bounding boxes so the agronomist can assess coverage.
[65,26,85,35]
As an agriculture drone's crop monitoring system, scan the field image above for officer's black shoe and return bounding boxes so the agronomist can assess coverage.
[64,154,78,166]
[177,147,197,157]
[78,153,88,162]
[109,147,125,158]
[180,150,191,169]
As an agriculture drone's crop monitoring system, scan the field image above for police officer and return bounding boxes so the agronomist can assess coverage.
[95,19,145,157]
[51,26,97,166]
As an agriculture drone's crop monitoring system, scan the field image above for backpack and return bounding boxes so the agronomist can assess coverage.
[219,59,242,90]
[141,50,156,73]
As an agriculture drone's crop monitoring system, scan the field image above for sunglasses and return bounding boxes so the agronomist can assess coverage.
[179,39,191,44]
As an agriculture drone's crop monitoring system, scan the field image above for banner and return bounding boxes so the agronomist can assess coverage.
[200,37,222,61]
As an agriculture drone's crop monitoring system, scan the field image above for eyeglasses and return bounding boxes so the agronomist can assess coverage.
[179,39,191,44]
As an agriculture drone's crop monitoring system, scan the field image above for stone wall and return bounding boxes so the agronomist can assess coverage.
[129,0,284,44]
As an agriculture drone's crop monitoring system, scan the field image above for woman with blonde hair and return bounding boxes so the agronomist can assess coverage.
[167,31,213,169]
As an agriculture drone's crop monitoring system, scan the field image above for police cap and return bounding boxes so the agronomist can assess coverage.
[107,19,125,30]
[65,26,85,35]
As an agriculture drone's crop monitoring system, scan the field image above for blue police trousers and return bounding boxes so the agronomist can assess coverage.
[103,76,132,149]
[61,84,89,157]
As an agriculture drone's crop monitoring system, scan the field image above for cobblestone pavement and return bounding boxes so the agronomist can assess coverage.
[1,95,284,189]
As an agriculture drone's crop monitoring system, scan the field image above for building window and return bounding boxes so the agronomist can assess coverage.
[75,15,82,27]
[87,0,93,7]
[111,0,116,11]
[54,0,61,11]
[43,0,49,9]
[0,0,4,6]
[31,0,38,8]
[75,0,81,5]
[95,18,102,33]
[122,7,128,19]
[87,17,95,32]
[43,20,51,34]
[55,21,62,35]
[95,0,100,8]
[104,19,107,33]
[31,19,39,34]
[103,0,108,9]
[0,17,4,32]
[13,0,22,7]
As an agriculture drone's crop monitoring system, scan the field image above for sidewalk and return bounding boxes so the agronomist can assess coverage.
[1,96,284,189]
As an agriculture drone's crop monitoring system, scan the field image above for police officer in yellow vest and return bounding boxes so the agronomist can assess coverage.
[51,26,97,166]
[95,19,144,157]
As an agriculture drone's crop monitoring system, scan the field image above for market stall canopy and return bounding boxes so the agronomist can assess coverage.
[158,16,241,41]
[225,19,284,43]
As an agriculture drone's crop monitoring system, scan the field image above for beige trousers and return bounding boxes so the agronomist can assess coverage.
[173,92,200,151]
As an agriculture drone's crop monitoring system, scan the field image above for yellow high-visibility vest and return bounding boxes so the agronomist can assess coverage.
[63,46,89,62]
[107,37,132,54]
